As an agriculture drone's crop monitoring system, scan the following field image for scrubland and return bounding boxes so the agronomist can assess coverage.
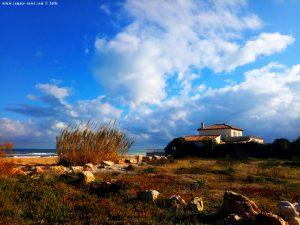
[0,157,299,225]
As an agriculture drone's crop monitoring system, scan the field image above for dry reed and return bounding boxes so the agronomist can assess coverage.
[56,121,134,165]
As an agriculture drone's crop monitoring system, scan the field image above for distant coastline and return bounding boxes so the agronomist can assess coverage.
[3,148,161,158]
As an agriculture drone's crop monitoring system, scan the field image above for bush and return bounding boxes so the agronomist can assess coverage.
[0,141,14,157]
[56,121,134,165]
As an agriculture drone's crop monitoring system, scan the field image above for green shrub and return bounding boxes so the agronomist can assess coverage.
[56,121,134,165]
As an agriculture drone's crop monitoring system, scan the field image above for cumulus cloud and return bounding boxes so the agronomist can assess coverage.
[1,82,123,147]
[93,0,293,106]
[120,63,300,147]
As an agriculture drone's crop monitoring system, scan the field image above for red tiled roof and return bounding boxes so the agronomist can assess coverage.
[198,123,243,131]
[184,135,220,142]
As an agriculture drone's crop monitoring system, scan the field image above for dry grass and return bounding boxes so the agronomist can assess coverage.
[0,157,299,224]
[56,121,134,165]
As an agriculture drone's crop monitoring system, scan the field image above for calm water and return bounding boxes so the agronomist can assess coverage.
[4,148,156,157]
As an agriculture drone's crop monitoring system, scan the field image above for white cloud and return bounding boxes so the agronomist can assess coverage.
[121,63,300,148]
[36,83,70,102]
[3,83,124,147]
[213,33,294,72]
[93,0,293,106]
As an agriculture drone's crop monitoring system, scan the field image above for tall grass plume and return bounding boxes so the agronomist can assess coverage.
[56,121,133,165]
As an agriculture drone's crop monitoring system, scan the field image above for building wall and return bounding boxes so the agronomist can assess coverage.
[231,130,243,137]
[249,137,264,144]
[199,129,243,138]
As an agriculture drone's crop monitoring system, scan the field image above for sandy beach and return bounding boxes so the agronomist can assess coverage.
[0,156,59,165]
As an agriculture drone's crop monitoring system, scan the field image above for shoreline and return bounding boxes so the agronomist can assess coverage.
[1,156,59,165]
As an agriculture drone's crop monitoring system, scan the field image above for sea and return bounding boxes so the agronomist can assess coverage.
[3,148,163,158]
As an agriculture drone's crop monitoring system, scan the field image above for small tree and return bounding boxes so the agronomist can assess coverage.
[56,121,134,165]
[0,141,14,157]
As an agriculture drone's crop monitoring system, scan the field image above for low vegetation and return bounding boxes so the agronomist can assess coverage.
[165,136,300,159]
[0,158,299,224]
[56,121,134,165]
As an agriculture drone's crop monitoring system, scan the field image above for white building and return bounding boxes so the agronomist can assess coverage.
[198,122,243,138]
[191,122,264,144]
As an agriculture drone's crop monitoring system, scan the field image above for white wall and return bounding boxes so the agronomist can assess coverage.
[199,129,243,138]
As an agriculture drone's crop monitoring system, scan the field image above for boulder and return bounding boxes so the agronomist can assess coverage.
[71,166,84,173]
[101,161,115,166]
[79,171,95,184]
[222,191,260,217]
[168,195,187,209]
[294,203,300,213]
[116,158,125,164]
[137,190,160,202]
[142,156,152,162]
[125,158,137,164]
[84,163,94,171]
[153,155,161,160]
[33,166,44,174]
[288,217,300,225]
[188,197,204,212]
[50,165,66,174]
[279,201,299,220]
[136,155,144,162]
[253,213,287,225]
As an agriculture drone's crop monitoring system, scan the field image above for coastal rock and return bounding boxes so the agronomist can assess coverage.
[168,195,187,209]
[161,156,167,161]
[279,201,299,220]
[188,197,204,212]
[79,171,95,184]
[294,203,300,213]
[50,165,66,174]
[71,166,84,173]
[116,158,125,164]
[253,213,287,225]
[33,166,44,174]
[142,156,152,162]
[101,161,115,166]
[31,174,41,180]
[288,217,300,225]
[153,155,161,160]
[137,190,160,202]
[84,163,94,171]
[136,155,144,162]
[125,158,137,164]
[222,191,260,217]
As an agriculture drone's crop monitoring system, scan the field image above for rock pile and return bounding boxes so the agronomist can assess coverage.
[223,191,300,225]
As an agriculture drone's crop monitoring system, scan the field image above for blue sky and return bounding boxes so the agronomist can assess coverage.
[0,0,300,149]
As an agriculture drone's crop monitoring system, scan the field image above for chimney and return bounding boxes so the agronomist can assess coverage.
[201,121,205,129]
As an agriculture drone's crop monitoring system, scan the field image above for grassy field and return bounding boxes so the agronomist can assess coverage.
[0,158,299,224]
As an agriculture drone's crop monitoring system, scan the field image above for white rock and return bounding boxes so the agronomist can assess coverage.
[125,158,137,164]
[84,163,94,171]
[80,171,95,184]
[101,161,115,166]
[71,166,84,173]
[137,190,160,202]
[168,195,187,209]
[188,197,204,212]
[279,201,299,220]
[153,155,161,160]
[294,203,300,213]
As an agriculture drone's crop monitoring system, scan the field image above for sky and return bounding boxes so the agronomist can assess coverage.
[0,0,300,149]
